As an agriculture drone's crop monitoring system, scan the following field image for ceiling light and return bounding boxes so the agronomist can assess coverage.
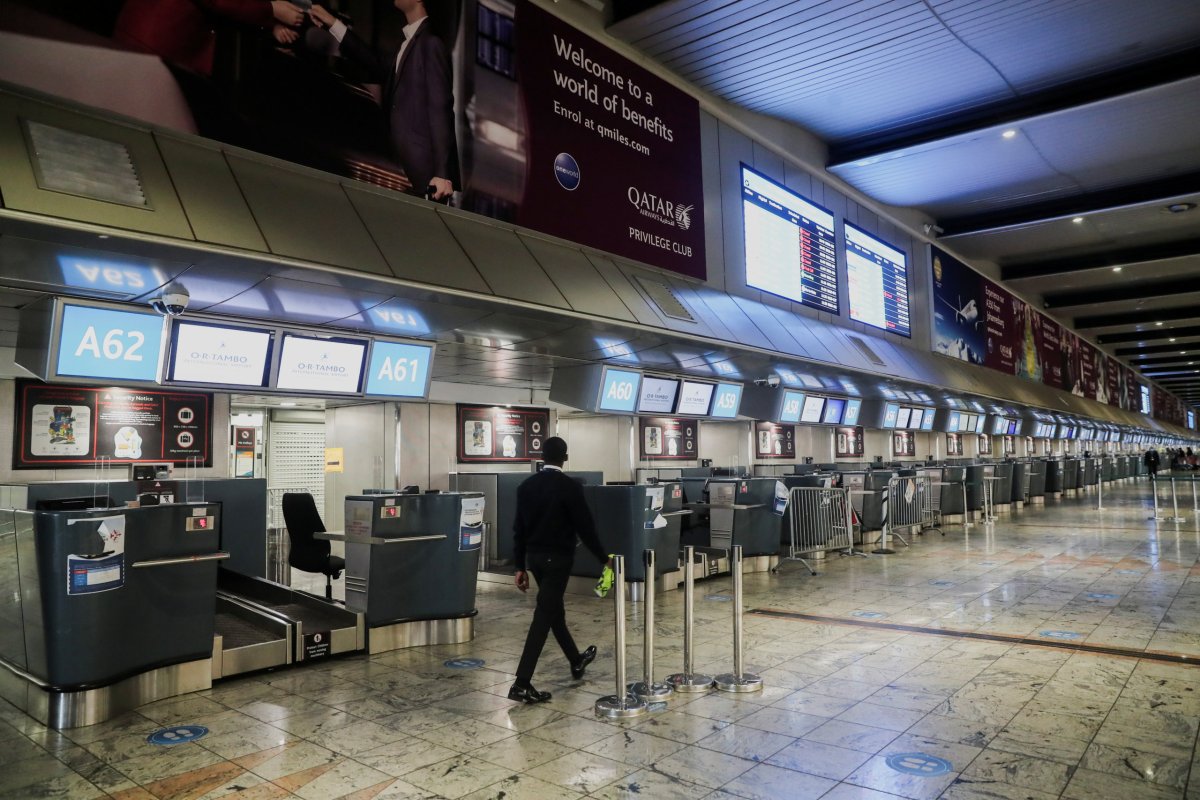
[1002,129,1017,139]
[1171,338,1177,342]
[1112,266,1122,272]
[1072,217,1084,224]
[1156,322,1164,326]
[280,401,297,407]
[1166,202,1196,214]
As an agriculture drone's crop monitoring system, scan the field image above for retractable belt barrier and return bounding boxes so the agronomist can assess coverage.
[595,555,648,718]
[666,546,714,693]
[715,546,763,693]
[628,549,672,703]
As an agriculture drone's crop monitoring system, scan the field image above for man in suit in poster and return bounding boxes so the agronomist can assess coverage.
[309,1,459,201]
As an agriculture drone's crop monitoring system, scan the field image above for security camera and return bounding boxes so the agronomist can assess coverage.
[150,285,190,317]
[754,375,782,388]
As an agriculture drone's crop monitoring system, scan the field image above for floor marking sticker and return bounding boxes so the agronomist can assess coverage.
[147,726,208,746]
[851,611,886,619]
[444,658,485,669]
[885,752,952,776]
[705,594,732,602]
[1038,630,1083,640]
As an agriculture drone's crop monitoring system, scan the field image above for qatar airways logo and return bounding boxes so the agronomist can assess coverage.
[627,187,692,231]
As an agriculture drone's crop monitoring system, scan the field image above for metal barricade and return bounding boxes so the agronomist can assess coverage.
[776,486,862,575]
[881,475,932,550]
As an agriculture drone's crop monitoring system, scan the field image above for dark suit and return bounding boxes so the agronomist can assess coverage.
[338,19,461,195]
[114,0,275,76]
[513,467,606,683]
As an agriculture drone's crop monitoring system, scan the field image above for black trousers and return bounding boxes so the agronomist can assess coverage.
[516,551,580,683]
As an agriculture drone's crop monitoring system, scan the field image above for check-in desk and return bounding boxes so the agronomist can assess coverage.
[939,466,968,521]
[570,483,684,597]
[0,503,224,728]
[1044,460,1063,496]
[985,463,1013,513]
[1026,461,1046,504]
[1082,458,1099,488]
[453,471,601,575]
[682,478,782,573]
[964,465,986,516]
[1009,462,1028,507]
[1062,459,1081,494]
[331,493,482,654]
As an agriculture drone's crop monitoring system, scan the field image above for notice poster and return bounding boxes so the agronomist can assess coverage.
[978,435,992,455]
[639,417,698,460]
[946,433,963,457]
[456,404,549,464]
[892,430,915,457]
[233,426,256,478]
[755,422,795,459]
[15,380,211,468]
[835,426,865,457]
[66,514,126,595]
[459,496,485,551]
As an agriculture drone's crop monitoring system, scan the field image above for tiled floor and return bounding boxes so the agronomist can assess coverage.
[7,477,1200,799]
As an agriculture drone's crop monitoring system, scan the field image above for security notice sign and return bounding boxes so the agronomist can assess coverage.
[14,380,211,468]
[639,417,698,460]
[457,404,549,464]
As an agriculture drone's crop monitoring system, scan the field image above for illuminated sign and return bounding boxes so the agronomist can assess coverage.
[364,341,434,398]
[55,303,164,383]
[676,381,715,416]
[168,321,272,387]
[779,390,805,423]
[710,383,743,419]
[843,399,862,426]
[275,335,367,394]
[598,367,641,413]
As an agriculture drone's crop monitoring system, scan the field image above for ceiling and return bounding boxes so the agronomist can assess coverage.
[609,0,1200,407]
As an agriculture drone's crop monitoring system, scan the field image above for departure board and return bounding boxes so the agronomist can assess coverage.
[741,165,838,313]
[845,222,910,337]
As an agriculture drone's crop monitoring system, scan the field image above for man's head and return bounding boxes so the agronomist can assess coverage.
[394,0,426,22]
[543,437,568,467]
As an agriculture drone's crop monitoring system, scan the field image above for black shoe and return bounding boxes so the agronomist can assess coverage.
[572,645,597,680]
[508,683,551,704]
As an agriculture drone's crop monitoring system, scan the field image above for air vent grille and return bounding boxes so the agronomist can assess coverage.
[25,120,147,207]
[635,276,695,322]
[848,335,886,366]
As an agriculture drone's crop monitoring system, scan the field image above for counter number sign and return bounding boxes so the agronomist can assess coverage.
[599,368,640,413]
[56,304,164,382]
[365,341,433,398]
[710,383,742,419]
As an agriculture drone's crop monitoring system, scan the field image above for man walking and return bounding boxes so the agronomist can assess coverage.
[1145,447,1160,478]
[510,437,611,704]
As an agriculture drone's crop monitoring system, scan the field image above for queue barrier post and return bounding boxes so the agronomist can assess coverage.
[666,546,714,693]
[629,549,672,703]
[595,556,648,718]
[715,546,763,693]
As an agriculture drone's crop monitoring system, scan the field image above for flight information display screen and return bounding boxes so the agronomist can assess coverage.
[845,222,910,337]
[741,164,838,313]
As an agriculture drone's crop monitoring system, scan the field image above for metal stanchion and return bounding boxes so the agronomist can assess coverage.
[1192,478,1197,517]
[715,546,763,693]
[595,556,648,718]
[1168,477,1186,523]
[961,481,973,530]
[629,549,672,703]
[1097,475,1104,511]
[1150,474,1162,520]
[667,546,714,693]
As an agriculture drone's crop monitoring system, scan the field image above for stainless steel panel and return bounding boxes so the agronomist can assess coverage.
[695,292,772,350]
[440,214,567,308]
[0,511,23,671]
[225,154,390,275]
[367,616,474,655]
[519,234,636,321]
[217,639,289,678]
[14,511,42,679]
[0,87,194,239]
[345,185,489,293]
[584,254,664,327]
[156,135,268,252]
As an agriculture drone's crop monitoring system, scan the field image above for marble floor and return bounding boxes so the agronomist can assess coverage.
[7,477,1200,799]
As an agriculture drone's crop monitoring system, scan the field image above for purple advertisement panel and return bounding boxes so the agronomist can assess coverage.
[8,2,704,280]
[516,2,705,278]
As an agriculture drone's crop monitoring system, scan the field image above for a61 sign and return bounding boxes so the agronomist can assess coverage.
[55,304,165,382]
[365,341,433,398]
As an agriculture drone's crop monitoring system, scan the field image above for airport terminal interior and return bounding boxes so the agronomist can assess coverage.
[0,0,1199,798]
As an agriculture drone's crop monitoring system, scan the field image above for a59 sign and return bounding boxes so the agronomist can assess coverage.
[55,304,165,382]
[710,384,742,419]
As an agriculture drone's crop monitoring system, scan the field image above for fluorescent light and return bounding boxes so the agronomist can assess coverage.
[1112,266,1122,272]
[1072,217,1084,224]
[280,401,297,407]
[1156,321,1164,326]
[1002,129,1017,139]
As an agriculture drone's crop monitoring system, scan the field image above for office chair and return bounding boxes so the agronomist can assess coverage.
[282,492,345,601]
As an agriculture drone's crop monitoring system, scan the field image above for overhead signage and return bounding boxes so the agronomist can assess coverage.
[55,303,164,383]
[597,367,641,413]
[836,426,865,457]
[883,403,900,429]
[58,254,168,295]
[755,421,795,459]
[639,416,698,460]
[921,410,935,431]
[710,383,743,419]
[676,381,715,416]
[843,399,862,426]
[275,335,367,394]
[638,376,679,414]
[14,380,211,468]
[822,398,846,425]
[800,395,825,424]
[457,404,548,463]
[363,341,434,398]
[167,320,272,387]
[779,390,805,423]
[845,222,910,337]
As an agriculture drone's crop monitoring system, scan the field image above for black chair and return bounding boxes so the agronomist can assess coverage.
[282,492,345,601]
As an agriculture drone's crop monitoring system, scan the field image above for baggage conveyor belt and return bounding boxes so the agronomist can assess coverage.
[212,596,293,679]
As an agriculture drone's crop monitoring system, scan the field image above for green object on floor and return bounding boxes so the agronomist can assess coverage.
[594,558,616,598]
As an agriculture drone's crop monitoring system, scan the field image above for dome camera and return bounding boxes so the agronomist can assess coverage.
[150,285,190,317]
[754,374,781,388]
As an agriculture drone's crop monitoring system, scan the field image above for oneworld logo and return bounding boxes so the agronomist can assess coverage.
[627,186,692,231]
[554,153,580,191]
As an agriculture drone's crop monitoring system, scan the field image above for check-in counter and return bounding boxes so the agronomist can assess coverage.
[987,462,1013,512]
[572,483,684,594]
[1010,462,1027,506]
[1044,460,1063,495]
[681,478,783,571]
[1062,459,1081,493]
[0,503,224,728]
[1026,461,1046,504]
[453,471,601,573]
[964,465,985,514]
[1082,458,1099,487]
[336,493,482,654]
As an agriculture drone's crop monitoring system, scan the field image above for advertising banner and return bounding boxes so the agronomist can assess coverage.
[15,3,704,280]
[14,380,211,468]
[456,404,548,464]
[755,422,795,459]
[639,417,698,460]
[836,426,865,457]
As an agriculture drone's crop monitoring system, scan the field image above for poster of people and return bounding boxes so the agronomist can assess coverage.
[15,380,211,468]
[456,404,548,463]
[892,430,915,457]
[945,433,963,457]
[835,426,864,457]
[639,417,698,460]
[930,246,1181,422]
[755,422,795,459]
[9,0,705,280]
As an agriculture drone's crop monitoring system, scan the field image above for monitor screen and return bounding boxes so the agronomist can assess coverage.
[895,407,912,429]
[740,164,838,313]
[800,395,825,424]
[168,320,273,387]
[275,334,367,393]
[710,383,743,419]
[948,411,960,432]
[992,417,1006,435]
[597,367,641,413]
[843,398,862,426]
[676,380,715,416]
[909,409,924,430]
[822,397,846,425]
[921,409,935,430]
[975,415,987,434]
[1007,420,1018,435]
[637,376,679,414]
[55,302,165,383]
[845,222,910,337]
[779,390,805,423]
[883,402,899,428]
